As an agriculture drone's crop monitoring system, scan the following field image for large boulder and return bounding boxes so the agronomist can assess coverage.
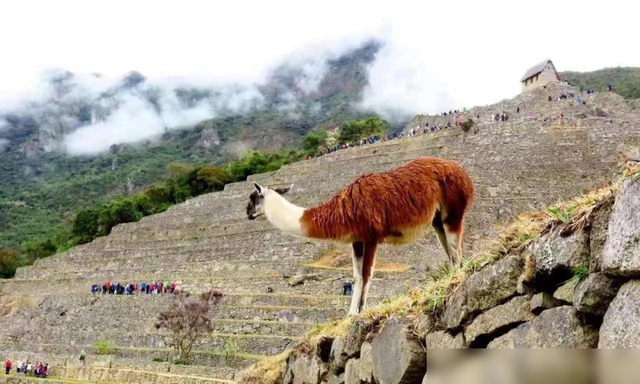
[599,280,640,348]
[329,319,371,373]
[589,201,613,272]
[424,331,466,349]
[464,296,535,346]
[444,255,524,329]
[292,355,322,384]
[488,306,598,348]
[371,318,426,384]
[358,343,374,383]
[553,278,579,303]
[530,292,561,314]
[344,359,364,384]
[531,226,590,277]
[573,273,622,316]
[602,177,640,276]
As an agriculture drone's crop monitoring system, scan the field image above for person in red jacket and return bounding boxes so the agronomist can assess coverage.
[5,360,12,375]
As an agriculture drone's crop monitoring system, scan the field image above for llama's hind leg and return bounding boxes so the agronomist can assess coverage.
[432,210,452,261]
[358,241,378,313]
[443,214,464,268]
[349,241,365,315]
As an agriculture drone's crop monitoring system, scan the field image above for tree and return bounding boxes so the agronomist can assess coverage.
[338,117,389,144]
[190,166,228,195]
[0,249,20,278]
[155,290,223,364]
[302,131,328,154]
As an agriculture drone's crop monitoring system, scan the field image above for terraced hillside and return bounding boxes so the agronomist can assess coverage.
[1,83,639,383]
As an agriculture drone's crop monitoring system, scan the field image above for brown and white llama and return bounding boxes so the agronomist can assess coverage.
[246,157,474,315]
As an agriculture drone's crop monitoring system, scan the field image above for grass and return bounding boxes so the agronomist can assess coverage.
[93,340,115,356]
[239,168,636,383]
[237,351,292,384]
[303,247,410,272]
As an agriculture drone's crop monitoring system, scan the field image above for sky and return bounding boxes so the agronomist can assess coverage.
[0,0,638,153]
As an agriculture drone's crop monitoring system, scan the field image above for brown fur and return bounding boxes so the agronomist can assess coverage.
[300,157,474,244]
[300,157,473,313]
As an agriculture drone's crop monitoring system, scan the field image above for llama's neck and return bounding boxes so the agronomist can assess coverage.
[264,191,306,237]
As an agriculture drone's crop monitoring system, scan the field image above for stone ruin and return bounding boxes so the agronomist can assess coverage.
[0,82,638,383]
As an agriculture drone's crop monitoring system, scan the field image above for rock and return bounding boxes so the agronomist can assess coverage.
[589,202,613,272]
[414,314,434,338]
[531,226,590,276]
[599,280,640,348]
[444,255,524,329]
[291,354,322,384]
[530,292,561,314]
[329,318,372,373]
[343,319,372,358]
[573,273,622,316]
[553,278,579,303]
[358,343,374,383]
[329,338,347,374]
[464,296,535,346]
[602,177,640,276]
[344,359,364,384]
[277,310,302,323]
[327,373,345,384]
[488,306,598,348]
[371,319,426,384]
[424,331,466,349]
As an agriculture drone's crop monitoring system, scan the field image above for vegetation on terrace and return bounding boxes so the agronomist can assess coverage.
[240,164,639,384]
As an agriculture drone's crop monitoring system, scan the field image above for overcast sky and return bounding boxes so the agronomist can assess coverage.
[1,0,639,115]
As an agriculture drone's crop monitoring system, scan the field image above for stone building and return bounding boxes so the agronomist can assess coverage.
[521,59,559,92]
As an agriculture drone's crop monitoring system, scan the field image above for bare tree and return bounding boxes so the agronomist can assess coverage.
[155,290,223,364]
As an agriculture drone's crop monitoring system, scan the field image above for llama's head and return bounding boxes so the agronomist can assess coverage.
[246,183,293,220]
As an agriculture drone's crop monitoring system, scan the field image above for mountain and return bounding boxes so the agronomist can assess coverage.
[560,67,640,99]
[0,41,395,250]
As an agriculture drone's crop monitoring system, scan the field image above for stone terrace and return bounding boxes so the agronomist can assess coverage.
[1,83,639,383]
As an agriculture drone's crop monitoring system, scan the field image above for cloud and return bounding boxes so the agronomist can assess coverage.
[0,139,8,152]
[63,81,262,155]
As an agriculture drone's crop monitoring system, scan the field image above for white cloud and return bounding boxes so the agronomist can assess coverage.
[0,139,8,152]
[0,0,638,146]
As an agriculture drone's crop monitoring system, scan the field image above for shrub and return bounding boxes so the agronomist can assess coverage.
[302,131,328,154]
[338,117,389,144]
[156,290,223,364]
[460,119,475,133]
[94,340,115,355]
[0,249,20,278]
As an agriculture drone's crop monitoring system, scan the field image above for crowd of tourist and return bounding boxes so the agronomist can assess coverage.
[91,281,178,295]
[4,360,50,378]
[323,84,616,158]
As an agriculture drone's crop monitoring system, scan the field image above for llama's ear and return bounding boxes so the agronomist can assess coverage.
[254,183,264,195]
[274,184,293,195]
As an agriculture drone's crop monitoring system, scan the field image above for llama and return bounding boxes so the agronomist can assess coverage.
[246,157,474,315]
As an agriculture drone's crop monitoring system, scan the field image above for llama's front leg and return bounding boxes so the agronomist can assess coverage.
[349,241,365,315]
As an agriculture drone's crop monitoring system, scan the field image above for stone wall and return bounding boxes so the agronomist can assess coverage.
[276,174,640,384]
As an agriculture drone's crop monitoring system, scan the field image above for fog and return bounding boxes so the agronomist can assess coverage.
[1,0,639,155]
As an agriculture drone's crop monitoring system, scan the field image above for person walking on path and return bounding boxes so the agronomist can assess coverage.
[5,360,12,375]
[79,350,86,365]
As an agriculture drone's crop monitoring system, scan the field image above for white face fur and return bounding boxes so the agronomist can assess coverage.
[246,183,292,220]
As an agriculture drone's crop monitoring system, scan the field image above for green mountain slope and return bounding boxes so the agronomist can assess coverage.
[560,67,640,99]
[0,42,393,249]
